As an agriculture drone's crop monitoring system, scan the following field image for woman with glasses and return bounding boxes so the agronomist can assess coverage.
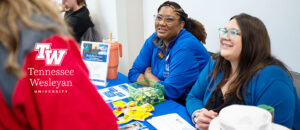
[186,13,300,130]
[128,1,210,104]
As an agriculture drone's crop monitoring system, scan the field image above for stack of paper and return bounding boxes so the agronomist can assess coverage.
[147,113,195,130]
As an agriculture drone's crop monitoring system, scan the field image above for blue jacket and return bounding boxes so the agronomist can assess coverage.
[186,59,300,129]
[128,28,210,101]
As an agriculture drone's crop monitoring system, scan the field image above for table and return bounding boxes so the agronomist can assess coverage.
[98,73,194,129]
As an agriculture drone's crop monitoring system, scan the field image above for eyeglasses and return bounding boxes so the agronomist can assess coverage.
[154,15,179,25]
[218,28,241,41]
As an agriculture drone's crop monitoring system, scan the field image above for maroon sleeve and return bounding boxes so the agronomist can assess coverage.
[11,35,118,129]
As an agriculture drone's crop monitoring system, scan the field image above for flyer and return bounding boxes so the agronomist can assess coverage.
[147,113,195,130]
[81,41,110,86]
[97,84,129,103]
[119,121,149,130]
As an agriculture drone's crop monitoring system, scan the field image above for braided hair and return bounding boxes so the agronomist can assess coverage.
[157,1,207,44]
[77,0,87,7]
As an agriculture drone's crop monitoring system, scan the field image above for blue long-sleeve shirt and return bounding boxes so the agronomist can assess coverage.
[128,28,210,101]
[186,59,300,129]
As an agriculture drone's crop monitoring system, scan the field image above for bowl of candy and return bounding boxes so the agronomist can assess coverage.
[128,80,165,106]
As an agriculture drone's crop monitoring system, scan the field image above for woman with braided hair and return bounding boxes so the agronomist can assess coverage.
[129,1,210,104]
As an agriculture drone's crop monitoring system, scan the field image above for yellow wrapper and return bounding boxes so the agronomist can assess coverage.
[117,115,132,124]
[131,106,145,111]
[141,103,154,112]
[112,101,127,108]
[113,101,154,122]
[128,108,152,121]
[127,101,137,107]
[113,109,123,117]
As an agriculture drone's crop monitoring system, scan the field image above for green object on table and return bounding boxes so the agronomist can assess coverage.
[128,80,165,106]
[257,104,274,122]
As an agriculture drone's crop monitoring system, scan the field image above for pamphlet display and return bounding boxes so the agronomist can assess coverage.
[81,41,110,86]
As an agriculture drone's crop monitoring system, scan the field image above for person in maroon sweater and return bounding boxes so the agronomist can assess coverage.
[0,0,117,129]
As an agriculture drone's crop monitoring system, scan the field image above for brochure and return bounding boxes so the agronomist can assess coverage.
[119,121,149,130]
[81,41,110,86]
[97,84,129,103]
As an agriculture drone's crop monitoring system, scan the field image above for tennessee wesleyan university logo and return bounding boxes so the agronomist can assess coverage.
[34,43,67,66]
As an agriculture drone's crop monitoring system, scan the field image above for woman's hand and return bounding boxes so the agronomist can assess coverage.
[144,67,160,82]
[136,74,145,82]
[194,108,218,130]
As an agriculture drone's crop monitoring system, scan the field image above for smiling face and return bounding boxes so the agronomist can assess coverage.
[220,19,242,63]
[155,6,184,43]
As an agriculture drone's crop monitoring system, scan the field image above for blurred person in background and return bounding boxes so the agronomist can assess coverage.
[62,0,96,43]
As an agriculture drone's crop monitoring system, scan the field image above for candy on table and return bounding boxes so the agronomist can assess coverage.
[112,101,127,117]
[113,100,155,124]
[113,109,123,117]
[128,80,165,106]
[112,100,127,108]
[130,106,144,111]
[117,115,132,124]
[141,103,155,112]
[128,108,152,121]
[127,101,137,107]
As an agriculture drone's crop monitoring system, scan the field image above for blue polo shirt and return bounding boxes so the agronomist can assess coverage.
[128,28,210,101]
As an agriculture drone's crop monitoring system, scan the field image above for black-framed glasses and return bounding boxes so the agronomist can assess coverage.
[154,15,179,25]
[218,28,241,41]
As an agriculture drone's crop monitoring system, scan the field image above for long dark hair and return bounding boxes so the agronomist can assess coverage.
[77,0,86,6]
[210,13,292,100]
[157,1,207,44]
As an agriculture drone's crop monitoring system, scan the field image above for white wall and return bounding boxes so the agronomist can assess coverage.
[143,0,300,73]
[116,0,144,76]
[86,0,118,41]
[86,0,144,76]
[86,0,300,73]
